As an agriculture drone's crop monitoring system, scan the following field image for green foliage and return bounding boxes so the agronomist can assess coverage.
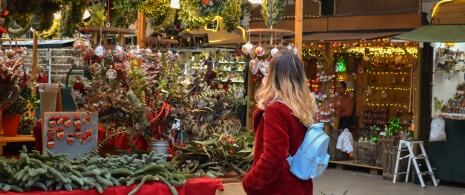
[84,2,107,27]
[198,0,225,16]
[178,0,214,30]
[0,146,196,194]
[261,0,285,28]
[221,0,242,32]
[150,8,176,33]
[3,87,39,117]
[60,1,86,38]
[173,129,254,176]
[138,0,170,19]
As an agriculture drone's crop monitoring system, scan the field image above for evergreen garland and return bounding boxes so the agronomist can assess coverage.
[178,0,214,30]
[138,0,170,20]
[84,2,107,27]
[198,0,225,16]
[260,0,285,28]
[221,0,242,32]
[150,7,176,33]
[60,1,86,38]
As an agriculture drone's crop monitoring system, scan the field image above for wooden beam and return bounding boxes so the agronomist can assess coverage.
[137,12,146,47]
[295,0,303,59]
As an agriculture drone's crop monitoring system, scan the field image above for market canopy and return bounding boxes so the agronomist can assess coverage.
[302,31,407,42]
[392,24,465,42]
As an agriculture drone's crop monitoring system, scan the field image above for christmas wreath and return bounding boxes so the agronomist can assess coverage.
[221,0,242,32]
[7,20,29,38]
[198,0,224,16]
[261,0,285,28]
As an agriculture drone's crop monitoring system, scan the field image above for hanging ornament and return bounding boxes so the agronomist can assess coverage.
[155,50,162,59]
[122,60,131,72]
[73,40,84,53]
[91,63,102,75]
[250,58,259,75]
[255,45,265,57]
[287,43,292,50]
[114,62,123,70]
[95,45,105,58]
[270,47,279,58]
[0,50,4,57]
[114,45,125,58]
[135,45,144,59]
[21,47,28,56]
[145,48,153,57]
[242,42,254,54]
[126,46,136,60]
[106,68,118,80]
[259,60,269,76]
[292,46,299,56]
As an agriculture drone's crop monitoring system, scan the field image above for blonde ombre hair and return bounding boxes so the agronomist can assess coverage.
[255,50,318,127]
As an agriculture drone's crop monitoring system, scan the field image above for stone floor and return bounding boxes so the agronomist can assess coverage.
[313,167,465,195]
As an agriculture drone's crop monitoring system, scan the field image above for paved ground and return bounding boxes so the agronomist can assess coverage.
[313,167,465,195]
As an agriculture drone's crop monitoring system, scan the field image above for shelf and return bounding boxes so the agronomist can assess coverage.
[219,61,246,64]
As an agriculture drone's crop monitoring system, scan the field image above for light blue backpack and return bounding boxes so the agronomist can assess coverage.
[287,123,330,180]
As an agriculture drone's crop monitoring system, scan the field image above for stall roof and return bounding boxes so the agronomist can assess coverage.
[302,31,407,42]
[2,40,75,49]
[392,24,465,43]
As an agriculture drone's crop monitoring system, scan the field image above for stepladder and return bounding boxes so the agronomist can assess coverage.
[393,140,438,188]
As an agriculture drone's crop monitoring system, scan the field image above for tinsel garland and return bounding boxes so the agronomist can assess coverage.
[260,0,285,28]
[178,0,214,30]
[221,0,242,32]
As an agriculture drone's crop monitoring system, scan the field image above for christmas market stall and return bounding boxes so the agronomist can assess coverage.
[393,0,465,184]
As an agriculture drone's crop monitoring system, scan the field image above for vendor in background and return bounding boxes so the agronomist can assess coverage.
[36,66,48,83]
[336,81,354,129]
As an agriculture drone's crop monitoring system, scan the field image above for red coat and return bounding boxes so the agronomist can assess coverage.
[242,102,313,195]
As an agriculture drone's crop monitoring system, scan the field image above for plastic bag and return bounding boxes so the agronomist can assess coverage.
[430,117,446,142]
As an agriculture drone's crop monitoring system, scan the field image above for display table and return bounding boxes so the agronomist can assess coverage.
[0,135,35,155]
[429,118,465,183]
[0,177,224,195]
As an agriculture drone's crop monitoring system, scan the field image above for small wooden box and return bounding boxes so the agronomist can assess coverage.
[382,145,408,182]
[353,142,377,166]
[376,135,400,166]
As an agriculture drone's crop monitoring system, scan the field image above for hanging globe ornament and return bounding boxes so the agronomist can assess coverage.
[270,47,279,58]
[114,62,123,70]
[106,68,118,80]
[249,58,259,75]
[155,50,162,59]
[126,46,136,60]
[73,40,84,53]
[135,45,144,59]
[255,45,265,57]
[114,45,124,58]
[0,50,4,57]
[95,45,105,58]
[287,43,293,50]
[145,48,152,57]
[292,46,299,56]
[91,63,102,75]
[241,42,254,54]
[259,60,269,76]
[122,60,131,72]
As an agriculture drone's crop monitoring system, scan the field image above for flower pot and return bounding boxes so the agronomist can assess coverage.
[148,139,170,162]
[2,114,21,137]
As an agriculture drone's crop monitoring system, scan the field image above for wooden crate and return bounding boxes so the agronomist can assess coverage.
[376,135,400,166]
[382,145,408,182]
[328,129,348,161]
[353,142,377,166]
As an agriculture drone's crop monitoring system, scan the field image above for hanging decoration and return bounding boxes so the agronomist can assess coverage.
[178,0,214,30]
[198,0,225,16]
[84,2,107,27]
[60,1,86,38]
[221,0,242,32]
[138,0,171,20]
[6,21,29,38]
[150,8,176,33]
[261,0,285,28]
[37,16,61,40]
[335,57,347,73]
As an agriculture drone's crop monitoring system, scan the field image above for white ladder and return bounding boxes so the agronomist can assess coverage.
[393,140,438,188]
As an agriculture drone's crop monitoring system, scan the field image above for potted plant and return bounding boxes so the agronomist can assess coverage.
[1,56,35,136]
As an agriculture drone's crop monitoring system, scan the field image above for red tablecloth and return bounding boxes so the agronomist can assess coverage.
[0,177,224,195]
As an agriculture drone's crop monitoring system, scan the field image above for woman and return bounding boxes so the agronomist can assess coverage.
[242,51,318,195]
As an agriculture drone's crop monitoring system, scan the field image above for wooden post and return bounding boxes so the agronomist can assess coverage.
[295,0,303,60]
[137,12,146,68]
